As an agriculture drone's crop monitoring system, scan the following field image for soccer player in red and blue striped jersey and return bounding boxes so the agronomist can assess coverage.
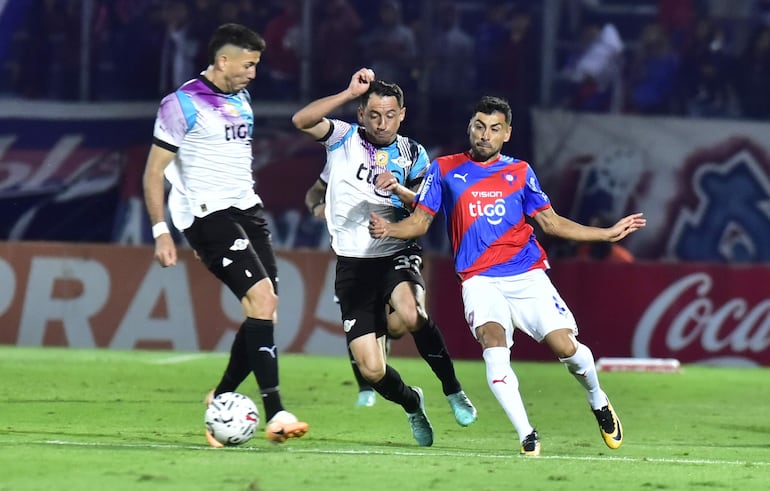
[370,96,646,455]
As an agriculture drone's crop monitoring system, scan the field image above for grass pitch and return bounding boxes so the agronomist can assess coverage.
[1,346,768,490]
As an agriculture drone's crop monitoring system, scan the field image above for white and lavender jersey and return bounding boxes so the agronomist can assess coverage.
[152,76,261,230]
[321,119,429,258]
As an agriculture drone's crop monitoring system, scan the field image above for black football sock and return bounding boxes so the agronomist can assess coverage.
[244,317,283,420]
[370,365,420,413]
[348,346,372,391]
[214,322,250,395]
[412,318,462,395]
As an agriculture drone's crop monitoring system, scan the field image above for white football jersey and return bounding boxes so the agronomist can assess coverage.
[321,119,430,258]
[152,76,261,230]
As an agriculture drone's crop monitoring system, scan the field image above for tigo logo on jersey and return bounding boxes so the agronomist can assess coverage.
[469,191,507,225]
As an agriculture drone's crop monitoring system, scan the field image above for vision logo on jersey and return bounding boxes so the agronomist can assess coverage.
[469,191,506,225]
[666,140,770,261]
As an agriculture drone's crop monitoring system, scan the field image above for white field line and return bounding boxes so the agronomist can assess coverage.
[30,440,770,467]
[146,353,224,364]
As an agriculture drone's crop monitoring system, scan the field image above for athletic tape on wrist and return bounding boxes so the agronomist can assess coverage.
[152,221,170,239]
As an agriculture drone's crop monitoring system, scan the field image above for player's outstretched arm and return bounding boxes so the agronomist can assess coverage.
[534,208,646,242]
[605,212,647,242]
[292,68,375,140]
[369,208,433,240]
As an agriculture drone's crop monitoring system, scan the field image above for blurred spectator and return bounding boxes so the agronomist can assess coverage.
[234,0,276,32]
[656,0,695,51]
[626,22,679,114]
[158,0,202,95]
[425,1,475,142]
[555,21,625,112]
[313,0,363,97]
[359,0,418,90]
[703,0,757,53]
[92,0,163,100]
[734,25,770,119]
[262,0,302,100]
[15,0,80,99]
[472,1,511,96]
[679,17,735,118]
[498,7,538,162]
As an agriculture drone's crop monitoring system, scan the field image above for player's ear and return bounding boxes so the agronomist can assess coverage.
[399,107,406,122]
[214,53,227,70]
[504,124,512,143]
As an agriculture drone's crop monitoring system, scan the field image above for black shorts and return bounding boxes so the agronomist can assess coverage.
[183,205,277,299]
[335,245,425,343]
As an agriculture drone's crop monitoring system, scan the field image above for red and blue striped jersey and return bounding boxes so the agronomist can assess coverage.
[415,152,551,280]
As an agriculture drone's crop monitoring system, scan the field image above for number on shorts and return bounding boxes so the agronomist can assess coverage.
[393,254,422,274]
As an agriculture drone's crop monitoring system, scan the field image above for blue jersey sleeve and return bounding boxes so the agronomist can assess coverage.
[415,160,444,215]
[522,164,551,216]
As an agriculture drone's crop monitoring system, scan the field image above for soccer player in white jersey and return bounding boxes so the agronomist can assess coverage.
[369,96,646,455]
[306,168,401,408]
[292,68,477,446]
[142,23,308,447]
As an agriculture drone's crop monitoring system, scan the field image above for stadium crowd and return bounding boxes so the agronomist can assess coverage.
[2,0,769,138]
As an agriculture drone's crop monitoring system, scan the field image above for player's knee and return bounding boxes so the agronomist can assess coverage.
[546,329,578,359]
[401,308,427,333]
[242,280,277,318]
[476,322,507,348]
[387,323,407,339]
[357,360,386,382]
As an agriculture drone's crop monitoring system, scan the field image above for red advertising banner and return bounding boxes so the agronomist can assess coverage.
[0,242,418,358]
[1,242,768,366]
[428,257,770,367]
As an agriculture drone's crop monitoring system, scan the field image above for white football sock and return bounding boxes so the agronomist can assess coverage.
[483,347,533,442]
[559,342,607,409]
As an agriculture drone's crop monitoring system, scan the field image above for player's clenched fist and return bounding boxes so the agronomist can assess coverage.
[348,68,375,97]
[369,212,389,238]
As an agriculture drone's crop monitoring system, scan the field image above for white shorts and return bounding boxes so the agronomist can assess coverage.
[461,269,578,348]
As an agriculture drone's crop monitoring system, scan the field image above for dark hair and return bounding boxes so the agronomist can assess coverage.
[473,96,512,125]
[207,23,266,65]
[359,80,405,108]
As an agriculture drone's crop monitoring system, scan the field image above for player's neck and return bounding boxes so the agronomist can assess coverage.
[468,150,501,165]
[203,67,232,94]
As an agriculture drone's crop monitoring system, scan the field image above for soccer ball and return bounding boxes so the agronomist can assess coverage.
[205,392,260,446]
